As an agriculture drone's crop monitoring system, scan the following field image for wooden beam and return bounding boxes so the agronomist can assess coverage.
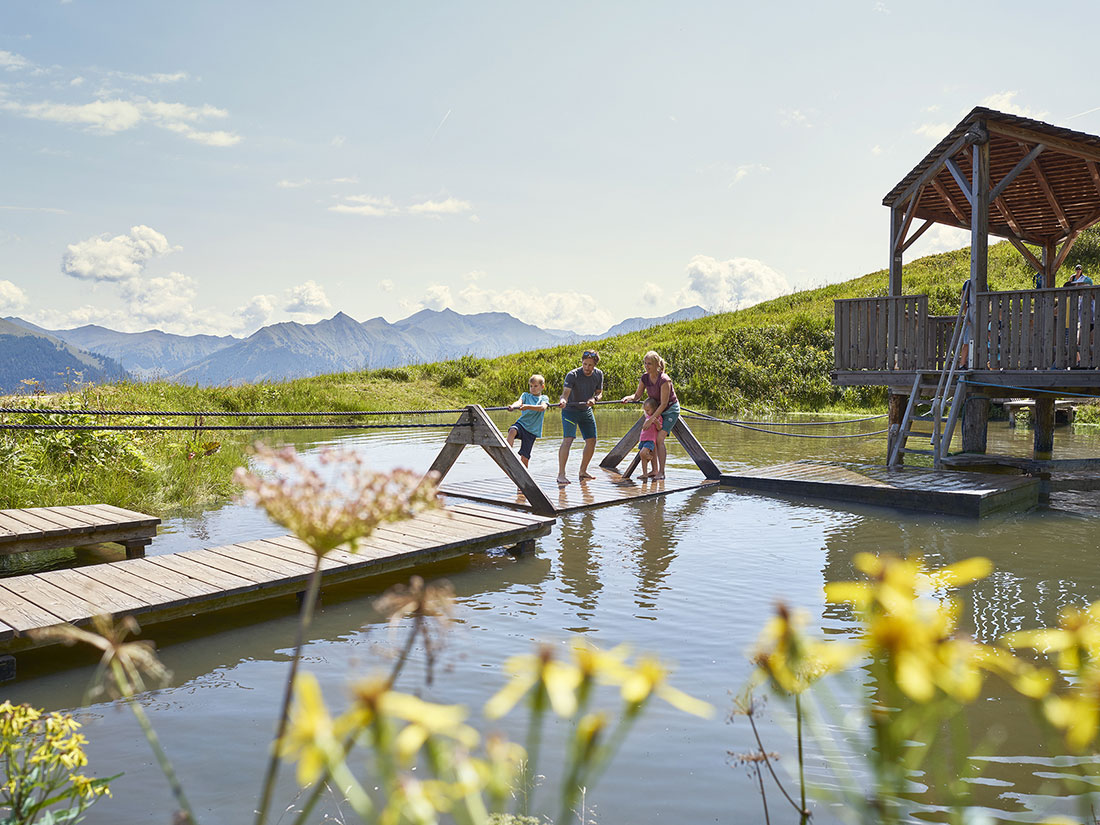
[946,157,974,204]
[1072,204,1100,234]
[670,417,721,480]
[931,177,969,224]
[894,188,923,253]
[599,415,645,469]
[889,206,903,295]
[1006,235,1043,274]
[989,143,1045,202]
[988,122,1100,167]
[1087,160,1100,198]
[1030,156,1071,232]
[1052,229,1080,275]
[994,195,1024,237]
[900,219,934,253]
[970,134,990,298]
[890,131,973,207]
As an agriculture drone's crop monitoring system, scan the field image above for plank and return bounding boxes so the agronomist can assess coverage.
[204,543,316,577]
[181,548,288,584]
[77,564,188,605]
[119,557,221,599]
[0,510,68,534]
[0,584,65,634]
[41,569,148,614]
[147,553,259,591]
[5,576,99,623]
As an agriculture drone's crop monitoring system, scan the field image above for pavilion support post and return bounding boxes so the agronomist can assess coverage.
[1033,397,1056,460]
[1042,241,1056,288]
[961,395,990,455]
[889,206,904,295]
[887,392,907,465]
[969,128,990,347]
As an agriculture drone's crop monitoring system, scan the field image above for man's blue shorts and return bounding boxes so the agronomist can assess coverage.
[562,407,597,440]
[639,440,656,452]
[509,421,537,459]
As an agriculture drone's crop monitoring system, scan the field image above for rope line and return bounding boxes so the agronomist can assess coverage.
[0,407,470,417]
[0,423,456,432]
[681,409,888,440]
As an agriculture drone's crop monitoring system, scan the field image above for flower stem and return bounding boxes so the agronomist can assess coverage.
[254,557,323,825]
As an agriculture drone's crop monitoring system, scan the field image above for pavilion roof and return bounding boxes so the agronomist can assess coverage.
[883,107,1100,246]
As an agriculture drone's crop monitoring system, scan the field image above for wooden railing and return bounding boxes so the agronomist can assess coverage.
[834,295,928,371]
[975,286,1100,370]
[835,287,1100,372]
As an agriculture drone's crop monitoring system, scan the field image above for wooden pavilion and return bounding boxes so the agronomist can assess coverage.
[832,106,1100,469]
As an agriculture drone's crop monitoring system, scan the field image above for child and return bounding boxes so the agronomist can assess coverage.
[634,396,663,480]
[507,374,550,467]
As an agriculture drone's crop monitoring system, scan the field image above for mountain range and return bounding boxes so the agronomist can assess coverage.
[1,305,708,390]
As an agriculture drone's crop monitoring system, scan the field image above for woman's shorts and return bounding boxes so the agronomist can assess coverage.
[661,402,680,434]
[509,422,538,458]
[561,407,597,440]
[639,440,656,452]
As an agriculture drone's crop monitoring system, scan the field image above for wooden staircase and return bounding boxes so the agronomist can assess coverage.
[889,284,972,469]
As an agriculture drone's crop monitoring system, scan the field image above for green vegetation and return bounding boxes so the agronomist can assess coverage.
[4,233,1099,514]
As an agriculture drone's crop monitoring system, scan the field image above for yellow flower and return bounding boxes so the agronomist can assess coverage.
[278,673,337,786]
[752,603,859,695]
[382,692,479,763]
[570,639,632,687]
[485,644,583,719]
[621,656,712,718]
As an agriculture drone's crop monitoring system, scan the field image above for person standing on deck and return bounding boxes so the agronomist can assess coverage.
[557,349,604,485]
[620,350,680,480]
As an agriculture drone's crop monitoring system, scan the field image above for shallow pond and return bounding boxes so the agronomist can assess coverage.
[8,409,1100,824]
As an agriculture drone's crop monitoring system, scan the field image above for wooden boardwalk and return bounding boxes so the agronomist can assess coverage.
[0,504,552,656]
[0,504,159,558]
[440,469,718,515]
[720,460,1040,517]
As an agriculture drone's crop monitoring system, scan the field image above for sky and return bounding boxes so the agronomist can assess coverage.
[2,1,1099,338]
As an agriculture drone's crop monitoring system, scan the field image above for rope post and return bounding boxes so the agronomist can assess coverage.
[427,405,556,517]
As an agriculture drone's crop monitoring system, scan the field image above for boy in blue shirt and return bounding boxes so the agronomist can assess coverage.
[507,374,550,467]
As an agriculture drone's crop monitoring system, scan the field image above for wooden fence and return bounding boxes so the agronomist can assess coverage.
[835,287,1100,372]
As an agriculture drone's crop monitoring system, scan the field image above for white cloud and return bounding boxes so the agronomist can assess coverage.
[69,76,84,87]
[0,204,66,214]
[1,96,241,146]
[730,163,770,186]
[114,70,189,84]
[284,280,331,315]
[0,51,30,71]
[980,91,1047,121]
[871,144,883,156]
[780,109,813,128]
[233,294,275,331]
[0,280,28,313]
[641,282,663,307]
[673,255,791,313]
[378,279,394,293]
[329,193,473,218]
[120,271,197,323]
[404,281,614,333]
[463,270,485,283]
[278,175,358,189]
[915,121,952,139]
[331,135,346,147]
[903,225,971,258]
[62,225,177,282]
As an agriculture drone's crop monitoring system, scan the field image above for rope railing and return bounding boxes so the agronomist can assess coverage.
[680,407,889,440]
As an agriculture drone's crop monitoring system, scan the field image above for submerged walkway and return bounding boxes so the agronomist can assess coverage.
[720,460,1040,517]
[0,503,552,657]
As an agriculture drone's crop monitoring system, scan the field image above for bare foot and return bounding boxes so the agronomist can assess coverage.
[557,476,571,485]
[578,472,595,480]
[652,473,665,481]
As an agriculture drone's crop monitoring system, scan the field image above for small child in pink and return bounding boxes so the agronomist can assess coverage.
[637,396,662,480]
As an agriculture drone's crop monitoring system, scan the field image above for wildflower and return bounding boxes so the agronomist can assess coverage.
[485,644,583,719]
[235,443,441,558]
[383,692,479,763]
[32,614,169,699]
[621,655,713,718]
[752,603,859,695]
[278,673,338,785]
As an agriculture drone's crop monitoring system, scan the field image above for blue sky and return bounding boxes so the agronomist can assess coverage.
[2,1,1098,336]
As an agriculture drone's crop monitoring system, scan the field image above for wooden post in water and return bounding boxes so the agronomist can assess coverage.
[1033,397,1056,460]
[427,405,557,516]
[961,396,990,455]
[887,392,906,464]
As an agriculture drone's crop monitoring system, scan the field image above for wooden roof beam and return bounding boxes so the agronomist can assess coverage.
[930,177,969,224]
[1052,229,1080,274]
[989,143,1046,201]
[889,131,975,207]
[994,195,1024,237]
[1005,235,1043,273]
[1030,157,1071,232]
[1086,160,1100,198]
[946,157,973,204]
[900,219,934,253]
[893,188,923,253]
[989,122,1100,167]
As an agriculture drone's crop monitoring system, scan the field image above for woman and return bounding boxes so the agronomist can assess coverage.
[557,349,604,485]
[620,350,679,480]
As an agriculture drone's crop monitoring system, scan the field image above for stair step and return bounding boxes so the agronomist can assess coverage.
[903,431,934,439]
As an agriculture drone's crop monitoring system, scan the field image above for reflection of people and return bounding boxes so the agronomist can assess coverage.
[631,397,662,480]
[506,374,549,468]
[620,350,679,480]
[557,350,604,485]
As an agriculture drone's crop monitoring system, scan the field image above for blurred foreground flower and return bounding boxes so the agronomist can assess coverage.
[752,603,859,695]
[235,443,441,557]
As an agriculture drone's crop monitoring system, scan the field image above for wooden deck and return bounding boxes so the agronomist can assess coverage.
[0,505,159,558]
[720,460,1040,517]
[440,469,719,515]
[0,504,552,656]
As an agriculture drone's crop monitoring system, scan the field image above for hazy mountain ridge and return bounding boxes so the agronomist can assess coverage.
[4,306,707,388]
[0,319,129,393]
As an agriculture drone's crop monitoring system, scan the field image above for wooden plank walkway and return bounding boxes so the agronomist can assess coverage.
[0,505,159,558]
[0,504,553,656]
[440,469,718,515]
[720,460,1040,517]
